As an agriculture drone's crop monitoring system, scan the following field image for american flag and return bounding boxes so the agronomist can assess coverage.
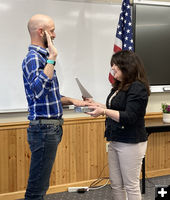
[109,0,134,84]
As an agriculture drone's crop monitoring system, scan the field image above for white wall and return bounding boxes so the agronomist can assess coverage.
[0,0,121,112]
[0,0,170,122]
[147,93,170,113]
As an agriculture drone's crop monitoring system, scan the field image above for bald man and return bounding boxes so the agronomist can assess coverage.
[22,14,87,200]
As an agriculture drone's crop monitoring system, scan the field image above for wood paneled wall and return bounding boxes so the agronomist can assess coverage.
[145,113,170,177]
[0,117,108,200]
[0,114,170,200]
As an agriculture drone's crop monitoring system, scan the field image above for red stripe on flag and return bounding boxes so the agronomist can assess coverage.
[108,0,134,84]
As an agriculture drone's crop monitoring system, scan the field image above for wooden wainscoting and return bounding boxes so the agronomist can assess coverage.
[0,113,170,200]
[145,113,170,177]
[0,117,108,200]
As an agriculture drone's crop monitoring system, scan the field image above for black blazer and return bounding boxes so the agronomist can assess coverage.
[105,81,148,143]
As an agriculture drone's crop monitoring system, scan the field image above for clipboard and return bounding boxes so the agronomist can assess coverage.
[75,78,93,98]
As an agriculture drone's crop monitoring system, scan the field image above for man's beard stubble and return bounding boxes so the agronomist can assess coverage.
[42,34,48,48]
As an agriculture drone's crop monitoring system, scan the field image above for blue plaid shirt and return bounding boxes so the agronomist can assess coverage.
[22,45,63,120]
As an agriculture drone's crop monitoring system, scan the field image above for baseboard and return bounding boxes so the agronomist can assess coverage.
[145,168,170,178]
[1,169,170,200]
[0,179,103,200]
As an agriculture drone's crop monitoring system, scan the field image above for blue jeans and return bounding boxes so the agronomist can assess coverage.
[25,121,63,200]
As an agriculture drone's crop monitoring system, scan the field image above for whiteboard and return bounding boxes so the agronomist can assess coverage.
[0,0,120,112]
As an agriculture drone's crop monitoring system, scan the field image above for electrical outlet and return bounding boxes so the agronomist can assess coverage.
[106,142,109,152]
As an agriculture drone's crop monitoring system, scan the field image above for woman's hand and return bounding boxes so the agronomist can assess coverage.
[86,106,105,117]
[86,106,120,122]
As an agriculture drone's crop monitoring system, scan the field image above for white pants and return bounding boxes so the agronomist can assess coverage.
[108,141,147,200]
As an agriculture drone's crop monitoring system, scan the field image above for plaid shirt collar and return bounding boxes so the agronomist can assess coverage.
[28,44,49,57]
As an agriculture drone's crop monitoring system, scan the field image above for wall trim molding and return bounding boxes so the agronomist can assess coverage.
[0,113,169,200]
[145,112,162,119]
[145,168,170,179]
[0,179,105,200]
[0,112,163,129]
[1,167,169,200]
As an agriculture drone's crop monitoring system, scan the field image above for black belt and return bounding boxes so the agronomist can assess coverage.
[30,118,64,126]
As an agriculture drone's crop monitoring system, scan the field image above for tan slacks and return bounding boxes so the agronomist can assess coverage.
[108,141,147,200]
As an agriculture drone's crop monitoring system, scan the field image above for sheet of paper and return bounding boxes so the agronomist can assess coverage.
[75,78,93,98]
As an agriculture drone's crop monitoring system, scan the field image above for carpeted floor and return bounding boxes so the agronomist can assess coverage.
[43,175,170,200]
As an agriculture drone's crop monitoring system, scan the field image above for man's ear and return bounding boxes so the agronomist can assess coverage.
[38,28,44,37]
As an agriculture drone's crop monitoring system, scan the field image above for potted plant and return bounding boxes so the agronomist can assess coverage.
[162,103,170,123]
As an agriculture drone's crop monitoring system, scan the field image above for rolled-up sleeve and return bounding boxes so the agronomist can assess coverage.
[23,54,52,99]
[119,82,148,126]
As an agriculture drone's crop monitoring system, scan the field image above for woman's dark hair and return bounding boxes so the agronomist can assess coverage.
[110,50,151,95]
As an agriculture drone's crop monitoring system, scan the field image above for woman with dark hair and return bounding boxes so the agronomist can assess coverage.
[86,50,150,200]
